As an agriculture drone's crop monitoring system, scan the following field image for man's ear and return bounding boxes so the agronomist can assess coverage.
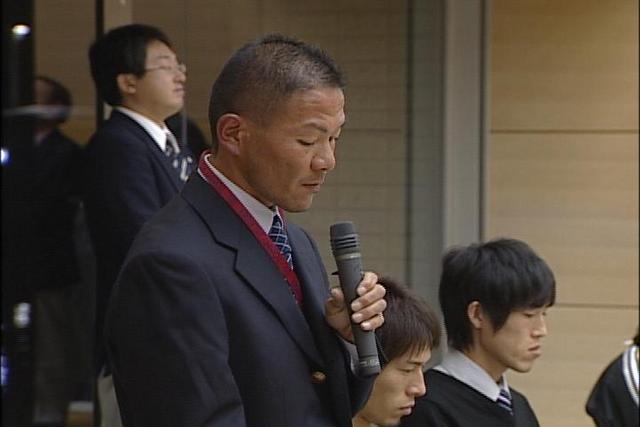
[467,301,485,330]
[116,73,137,95]
[216,113,245,156]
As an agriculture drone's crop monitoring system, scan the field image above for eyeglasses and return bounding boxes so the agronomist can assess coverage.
[144,63,187,75]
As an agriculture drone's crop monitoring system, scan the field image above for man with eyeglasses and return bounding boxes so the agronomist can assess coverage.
[84,23,195,427]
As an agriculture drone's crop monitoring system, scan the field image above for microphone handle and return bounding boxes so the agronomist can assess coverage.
[334,253,381,376]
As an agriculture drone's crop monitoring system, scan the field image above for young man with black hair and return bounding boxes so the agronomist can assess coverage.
[353,278,441,427]
[84,23,195,427]
[402,238,556,427]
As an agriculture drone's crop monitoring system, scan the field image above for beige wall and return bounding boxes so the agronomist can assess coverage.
[488,1,639,426]
[133,0,410,282]
[35,0,96,144]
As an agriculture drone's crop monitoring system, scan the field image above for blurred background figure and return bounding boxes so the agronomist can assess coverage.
[31,75,88,427]
[586,329,639,427]
[352,278,441,427]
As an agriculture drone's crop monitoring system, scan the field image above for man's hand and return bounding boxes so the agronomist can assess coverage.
[325,271,387,342]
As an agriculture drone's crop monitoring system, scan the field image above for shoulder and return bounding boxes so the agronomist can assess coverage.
[416,370,474,410]
[588,353,625,393]
[47,129,80,150]
[286,221,316,248]
[134,196,202,247]
[425,368,474,392]
[405,372,476,427]
[410,370,516,425]
[89,112,151,150]
[509,387,540,426]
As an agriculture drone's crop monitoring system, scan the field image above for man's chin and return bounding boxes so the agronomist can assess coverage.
[280,198,314,213]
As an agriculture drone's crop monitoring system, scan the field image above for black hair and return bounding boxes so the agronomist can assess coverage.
[375,277,441,364]
[439,238,556,351]
[88,23,173,106]
[35,75,72,124]
[208,33,346,151]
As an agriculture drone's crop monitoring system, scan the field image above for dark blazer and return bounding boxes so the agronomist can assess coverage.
[105,174,371,427]
[83,110,193,371]
[586,350,639,427]
[32,129,82,290]
[401,369,539,427]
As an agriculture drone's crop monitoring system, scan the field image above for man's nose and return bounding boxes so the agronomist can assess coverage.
[408,372,427,397]
[311,140,336,172]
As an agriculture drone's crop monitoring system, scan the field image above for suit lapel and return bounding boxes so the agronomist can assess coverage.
[181,176,324,367]
[111,111,183,191]
[289,225,353,419]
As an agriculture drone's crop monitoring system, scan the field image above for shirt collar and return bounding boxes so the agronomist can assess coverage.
[199,156,276,234]
[115,106,168,152]
[434,348,510,401]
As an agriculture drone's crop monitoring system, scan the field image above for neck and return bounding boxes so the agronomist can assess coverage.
[210,154,271,208]
[120,100,169,126]
[463,346,505,382]
[352,415,377,427]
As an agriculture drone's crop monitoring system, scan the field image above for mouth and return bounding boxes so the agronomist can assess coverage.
[399,403,415,415]
[529,345,542,357]
[302,181,324,192]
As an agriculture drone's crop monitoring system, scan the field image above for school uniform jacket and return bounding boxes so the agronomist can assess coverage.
[105,173,371,426]
[83,110,192,372]
[401,370,539,427]
[586,346,639,427]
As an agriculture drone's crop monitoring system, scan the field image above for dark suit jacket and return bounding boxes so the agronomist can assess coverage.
[32,129,82,290]
[105,174,371,426]
[83,110,193,371]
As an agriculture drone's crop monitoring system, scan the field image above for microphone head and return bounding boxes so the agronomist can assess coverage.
[330,221,360,255]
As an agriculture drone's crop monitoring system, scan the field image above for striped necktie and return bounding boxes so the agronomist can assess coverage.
[268,214,293,269]
[497,388,513,415]
[163,129,194,182]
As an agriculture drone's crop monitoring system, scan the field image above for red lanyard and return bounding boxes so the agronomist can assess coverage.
[197,152,303,305]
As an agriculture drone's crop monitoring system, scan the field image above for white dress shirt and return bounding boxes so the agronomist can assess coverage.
[198,154,279,231]
[434,348,511,401]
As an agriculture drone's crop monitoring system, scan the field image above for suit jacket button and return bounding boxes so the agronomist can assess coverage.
[310,371,326,384]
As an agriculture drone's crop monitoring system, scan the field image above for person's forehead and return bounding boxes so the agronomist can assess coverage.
[394,347,431,365]
[146,41,176,60]
[284,88,344,114]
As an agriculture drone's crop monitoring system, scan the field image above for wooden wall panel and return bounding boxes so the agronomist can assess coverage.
[508,306,638,427]
[35,0,96,144]
[491,0,639,131]
[489,1,639,426]
[487,133,638,306]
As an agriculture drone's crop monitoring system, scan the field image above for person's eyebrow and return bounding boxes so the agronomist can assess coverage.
[149,54,176,62]
[302,120,346,134]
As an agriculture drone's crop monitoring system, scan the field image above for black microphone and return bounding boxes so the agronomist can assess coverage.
[330,221,381,377]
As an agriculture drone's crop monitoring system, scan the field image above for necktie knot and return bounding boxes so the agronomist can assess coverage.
[497,388,513,415]
[163,128,194,182]
[164,129,180,156]
[268,214,293,269]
